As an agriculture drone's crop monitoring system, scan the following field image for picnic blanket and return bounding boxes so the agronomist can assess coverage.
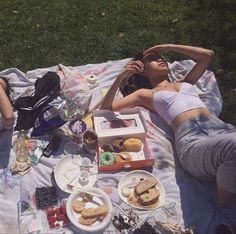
[0,58,235,234]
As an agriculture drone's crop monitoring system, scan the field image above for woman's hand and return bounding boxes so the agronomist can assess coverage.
[144,44,171,55]
[100,60,144,110]
[120,60,144,79]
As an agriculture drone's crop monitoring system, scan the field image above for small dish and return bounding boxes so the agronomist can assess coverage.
[66,187,113,233]
[54,155,97,193]
[118,170,165,210]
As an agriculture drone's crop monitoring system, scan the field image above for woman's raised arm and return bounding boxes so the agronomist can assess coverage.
[144,44,214,84]
[99,60,144,110]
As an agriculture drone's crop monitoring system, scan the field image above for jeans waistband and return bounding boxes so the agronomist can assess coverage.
[175,115,215,139]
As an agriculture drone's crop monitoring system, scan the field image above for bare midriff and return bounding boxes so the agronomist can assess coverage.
[170,108,211,132]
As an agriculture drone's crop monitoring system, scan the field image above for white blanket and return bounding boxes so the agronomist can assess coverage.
[0,59,235,234]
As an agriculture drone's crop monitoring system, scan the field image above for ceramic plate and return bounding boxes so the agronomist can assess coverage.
[54,155,97,193]
[118,170,165,210]
[66,187,112,233]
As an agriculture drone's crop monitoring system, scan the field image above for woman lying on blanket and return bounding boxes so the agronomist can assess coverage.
[100,44,236,205]
[0,77,14,130]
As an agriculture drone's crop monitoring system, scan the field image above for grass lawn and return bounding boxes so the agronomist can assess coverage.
[0,0,236,124]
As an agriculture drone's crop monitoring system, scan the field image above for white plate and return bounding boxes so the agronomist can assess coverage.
[66,187,112,233]
[118,170,165,210]
[54,155,97,193]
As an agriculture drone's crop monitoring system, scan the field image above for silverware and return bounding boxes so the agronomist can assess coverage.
[66,184,102,198]
[63,172,80,190]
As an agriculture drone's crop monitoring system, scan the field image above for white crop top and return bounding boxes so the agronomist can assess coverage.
[153,82,206,126]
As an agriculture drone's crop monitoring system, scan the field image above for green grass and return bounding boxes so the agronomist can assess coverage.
[0,0,236,124]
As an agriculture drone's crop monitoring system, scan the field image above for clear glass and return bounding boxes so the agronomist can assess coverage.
[16,131,29,162]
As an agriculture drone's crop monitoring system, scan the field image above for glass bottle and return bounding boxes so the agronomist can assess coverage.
[16,130,29,162]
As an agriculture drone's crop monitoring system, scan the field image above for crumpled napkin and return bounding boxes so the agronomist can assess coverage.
[10,160,31,176]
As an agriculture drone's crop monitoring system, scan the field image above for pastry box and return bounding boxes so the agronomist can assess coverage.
[93,108,154,172]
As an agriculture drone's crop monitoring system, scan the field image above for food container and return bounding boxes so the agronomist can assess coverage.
[83,130,98,155]
[18,182,70,234]
[93,108,154,172]
[69,119,87,143]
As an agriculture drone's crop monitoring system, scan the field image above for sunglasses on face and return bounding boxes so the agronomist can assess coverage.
[141,53,163,65]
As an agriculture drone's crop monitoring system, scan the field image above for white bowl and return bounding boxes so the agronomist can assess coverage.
[66,187,113,233]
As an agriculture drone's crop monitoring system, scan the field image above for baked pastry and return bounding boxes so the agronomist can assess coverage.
[123,138,142,152]
[101,143,114,152]
[115,152,132,163]
[72,200,85,213]
[81,204,109,218]
[134,178,157,195]
[138,188,160,205]
[79,216,96,226]
[79,192,93,202]
[112,138,124,152]
[99,152,115,166]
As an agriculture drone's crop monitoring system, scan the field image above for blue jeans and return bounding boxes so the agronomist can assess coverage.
[175,115,236,193]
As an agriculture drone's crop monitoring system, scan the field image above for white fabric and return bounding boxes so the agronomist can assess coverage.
[59,66,92,114]
[0,59,235,234]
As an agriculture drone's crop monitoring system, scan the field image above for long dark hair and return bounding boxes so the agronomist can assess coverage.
[119,52,152,97]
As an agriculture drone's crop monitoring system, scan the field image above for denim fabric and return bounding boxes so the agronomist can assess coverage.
[175,115,236,193]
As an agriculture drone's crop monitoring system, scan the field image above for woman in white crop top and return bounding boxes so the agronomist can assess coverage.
[100,44,236,206]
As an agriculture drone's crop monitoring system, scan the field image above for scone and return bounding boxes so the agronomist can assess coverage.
[123,138,142,152]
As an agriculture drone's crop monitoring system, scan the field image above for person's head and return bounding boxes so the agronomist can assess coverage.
[120,51,169,97]
[140,52,168,81]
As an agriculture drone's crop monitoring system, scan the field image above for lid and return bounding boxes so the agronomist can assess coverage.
[93,108,146,139]
[19,210,49,234]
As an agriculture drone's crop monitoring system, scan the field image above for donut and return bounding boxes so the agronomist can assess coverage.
[99,152,115,166]
[123,138,142,152]
[101,143,114,152]
[115,152,132,163]
[112,138,124,152]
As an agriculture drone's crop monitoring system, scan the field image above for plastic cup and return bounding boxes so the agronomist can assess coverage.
[80,157,92,172]
[83,130,98,155]
[69,120,87,143]
[78,171,90,186]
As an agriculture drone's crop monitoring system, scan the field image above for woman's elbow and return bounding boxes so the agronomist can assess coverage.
[3,113,15,128]
[205,49,214,61]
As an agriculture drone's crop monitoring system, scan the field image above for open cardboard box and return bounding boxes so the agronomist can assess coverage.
[93,108,154,172]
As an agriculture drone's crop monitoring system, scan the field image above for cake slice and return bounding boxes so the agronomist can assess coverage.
[134,178,157,195]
